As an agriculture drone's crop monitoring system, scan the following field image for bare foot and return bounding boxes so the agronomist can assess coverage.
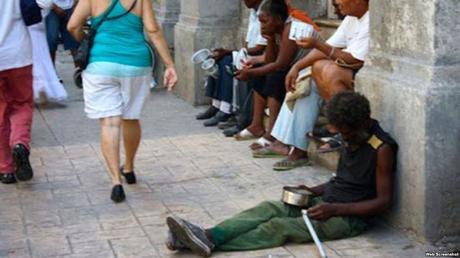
[245,125,265,137]
[268,141,290,155]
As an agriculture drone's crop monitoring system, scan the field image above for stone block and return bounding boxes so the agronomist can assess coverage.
[173,0,240,105]
[110,236,159,258]
[355,0,460,246]
[29,236,71,257]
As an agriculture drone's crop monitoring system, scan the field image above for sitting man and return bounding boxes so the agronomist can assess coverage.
[195,0,267,127]
[165,92,398,257]
[256,0,369,170]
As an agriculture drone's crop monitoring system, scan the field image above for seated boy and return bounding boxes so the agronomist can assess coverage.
[166,92,398,257]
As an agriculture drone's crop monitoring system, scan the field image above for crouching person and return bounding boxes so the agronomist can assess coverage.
[165,92,398,257]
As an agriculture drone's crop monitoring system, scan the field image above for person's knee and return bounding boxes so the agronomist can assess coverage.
[321,63,341,84]
[258,200,274,209]
[263,218,288,237]
[257,200,285,214]
[322,63,353,87]
[100,116,122,127]
[258,200,280,210]
[311,60,329,81]
[267,97,281,107]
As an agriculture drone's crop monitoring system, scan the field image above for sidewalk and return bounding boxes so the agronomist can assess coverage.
[0,52,428,258]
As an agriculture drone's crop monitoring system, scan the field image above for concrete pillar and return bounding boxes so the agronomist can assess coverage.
[152,0,180,88]
[173,0,240,105]
[356,0,460,246]
[238,2,249,46]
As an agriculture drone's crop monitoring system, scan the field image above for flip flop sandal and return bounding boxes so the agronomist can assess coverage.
[317,138,343,153]
[252,147,286,158]
[234,128,262,141]
[249,137,273,151]
[273,158,312,171]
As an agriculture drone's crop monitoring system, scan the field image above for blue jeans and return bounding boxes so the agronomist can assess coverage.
[46,8,80,52]
[205,55,234,103]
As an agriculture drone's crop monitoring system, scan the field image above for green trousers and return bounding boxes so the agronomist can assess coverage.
[209,198,368,251]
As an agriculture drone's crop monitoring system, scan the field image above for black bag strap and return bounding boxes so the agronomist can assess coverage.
[93,0,137,31]
[106,0,138,21]
[93,0,119,31]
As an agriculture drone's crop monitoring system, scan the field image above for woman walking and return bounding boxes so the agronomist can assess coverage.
[68,0,177,202]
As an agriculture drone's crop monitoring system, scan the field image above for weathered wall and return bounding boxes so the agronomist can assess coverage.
[173,0,240,105]
[153,0,180,88]
[356,0,460,246]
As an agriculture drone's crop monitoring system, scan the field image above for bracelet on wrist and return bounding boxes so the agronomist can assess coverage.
[328,47,336,59]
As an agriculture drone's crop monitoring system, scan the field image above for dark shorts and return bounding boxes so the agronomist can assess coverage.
[46,8,80,52]
[250,70,288,103]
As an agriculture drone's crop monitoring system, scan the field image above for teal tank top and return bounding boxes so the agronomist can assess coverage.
[89,0,152,67]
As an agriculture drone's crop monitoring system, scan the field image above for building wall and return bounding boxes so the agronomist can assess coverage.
[356,0,460,246]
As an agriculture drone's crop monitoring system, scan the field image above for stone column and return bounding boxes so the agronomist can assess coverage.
[238,2,249,46]
[173,0,240,105]
[152,0,180,88]
[356,0,460,246]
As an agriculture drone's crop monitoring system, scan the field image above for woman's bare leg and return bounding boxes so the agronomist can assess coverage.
[122,119,141,172]
[100,116,122,185]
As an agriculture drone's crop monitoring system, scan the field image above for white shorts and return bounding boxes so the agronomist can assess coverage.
[82,72,151,120]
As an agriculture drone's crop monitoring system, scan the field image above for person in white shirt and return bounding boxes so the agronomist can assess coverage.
[195,0,267,127]
[286,0,369,101]
[46,0,79,65]
[257,0,369,170]
[0,0,52,184]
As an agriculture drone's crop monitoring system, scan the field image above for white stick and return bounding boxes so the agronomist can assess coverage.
[302,210,328,258]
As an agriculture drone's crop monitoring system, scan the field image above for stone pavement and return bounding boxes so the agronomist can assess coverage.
[0,52,429,258]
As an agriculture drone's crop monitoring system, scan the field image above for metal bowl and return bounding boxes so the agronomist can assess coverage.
[191,49,211,64]
[281,186,312,207]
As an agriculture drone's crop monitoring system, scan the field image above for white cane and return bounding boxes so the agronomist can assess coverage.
[301,210,327,258]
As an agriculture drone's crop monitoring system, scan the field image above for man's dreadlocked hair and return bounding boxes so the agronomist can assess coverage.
[259,0,289,22]
[326,92,371,131]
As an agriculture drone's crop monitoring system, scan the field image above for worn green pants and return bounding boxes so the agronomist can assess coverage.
[209,198,368,251]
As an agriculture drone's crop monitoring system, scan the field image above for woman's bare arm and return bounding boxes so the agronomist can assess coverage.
[142,0,174,68]
[67,0,91,42]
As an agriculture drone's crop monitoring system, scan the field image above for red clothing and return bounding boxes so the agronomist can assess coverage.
[288,6,320,32]
[0,65,34,173]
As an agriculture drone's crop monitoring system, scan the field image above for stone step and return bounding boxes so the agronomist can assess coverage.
[308,139,340,171]
[315,18,342,40]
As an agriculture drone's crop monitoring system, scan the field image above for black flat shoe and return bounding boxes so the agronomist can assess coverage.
[196,106,219,120]
[203,111,231,127]
[0,173,16,184]
[119,166,136,184]
[12,144,33,181]
[111,185,126,203]
[223,126,240,137]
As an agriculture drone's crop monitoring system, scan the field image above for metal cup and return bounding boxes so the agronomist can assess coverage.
[201,59,219,78]
[191,49,211,65]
